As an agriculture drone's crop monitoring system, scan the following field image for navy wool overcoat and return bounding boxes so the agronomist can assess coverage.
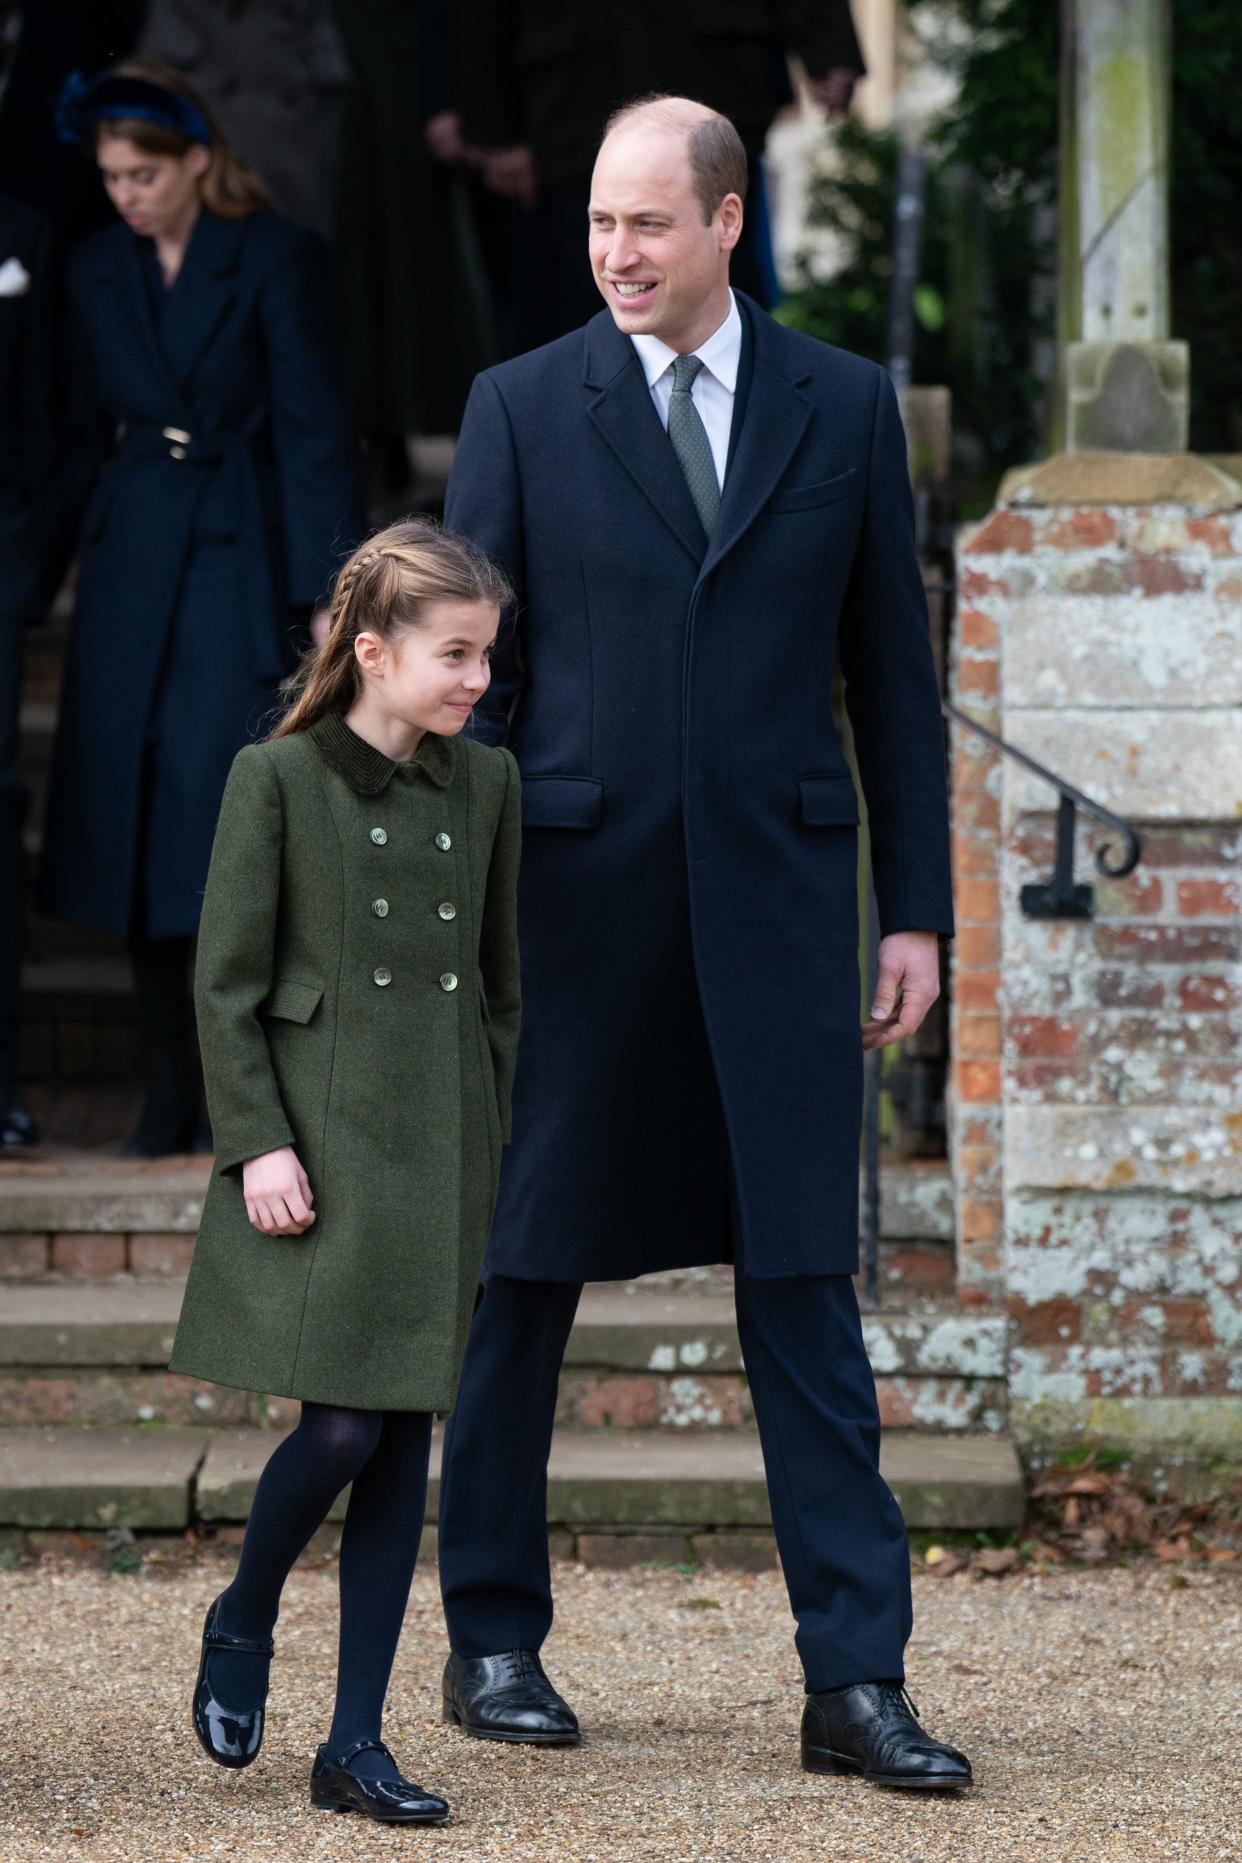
[444,293,953,1282]
[40,207,363,938]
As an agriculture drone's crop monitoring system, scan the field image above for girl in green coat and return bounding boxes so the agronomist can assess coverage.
[170,519,519,1824]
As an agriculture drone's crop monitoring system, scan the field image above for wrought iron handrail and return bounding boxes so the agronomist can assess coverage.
[860,702,1144,1309]
[943,699,1142,917]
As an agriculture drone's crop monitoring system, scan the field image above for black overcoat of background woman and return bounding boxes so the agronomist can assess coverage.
[39,60,364,1153]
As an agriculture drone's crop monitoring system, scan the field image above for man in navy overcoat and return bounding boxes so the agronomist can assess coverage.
[438,97,971,1791]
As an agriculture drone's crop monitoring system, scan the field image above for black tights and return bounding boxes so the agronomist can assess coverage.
[211,1402,433,1773]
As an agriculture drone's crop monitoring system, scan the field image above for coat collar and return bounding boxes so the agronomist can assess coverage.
[309,711,455,793]
[108,208,247,399]
[581,290,813,581]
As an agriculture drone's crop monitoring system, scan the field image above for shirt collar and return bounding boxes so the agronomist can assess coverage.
[630,289,742,395]
[308,710,455,793]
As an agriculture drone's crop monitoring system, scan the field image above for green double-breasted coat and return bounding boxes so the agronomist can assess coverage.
[170,711,521,1411]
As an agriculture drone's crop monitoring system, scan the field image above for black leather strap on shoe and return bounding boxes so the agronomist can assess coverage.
[331,1738,395,1771]
[203,1623,275,1656]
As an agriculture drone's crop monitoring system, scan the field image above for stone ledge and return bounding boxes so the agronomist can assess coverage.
[0,1427,1026,1533]
[0,1427,206,1529]
[0,1282,1006,1382]
[998,452,1242,511]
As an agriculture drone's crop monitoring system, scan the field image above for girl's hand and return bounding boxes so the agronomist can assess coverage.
[242,1146,316,1237]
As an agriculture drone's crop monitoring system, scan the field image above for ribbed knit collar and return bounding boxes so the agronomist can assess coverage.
[308,710,455,794]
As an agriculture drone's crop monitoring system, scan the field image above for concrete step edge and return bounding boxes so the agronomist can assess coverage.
[0,1283,1004,1378]
[0,1425,1025,1533]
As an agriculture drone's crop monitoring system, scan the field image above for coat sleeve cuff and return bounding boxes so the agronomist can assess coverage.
[213,1119,298,1177]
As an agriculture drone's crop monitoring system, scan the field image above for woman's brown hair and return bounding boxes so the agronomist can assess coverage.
[95,57,269,219]
[270,519,514,741]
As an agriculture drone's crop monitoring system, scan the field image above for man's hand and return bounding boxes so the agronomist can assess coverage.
[242,1146,316,1236]
[862,931,940,1052]
[808,68,860,115]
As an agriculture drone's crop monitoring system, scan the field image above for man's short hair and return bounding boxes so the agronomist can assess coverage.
[602,95,748,223]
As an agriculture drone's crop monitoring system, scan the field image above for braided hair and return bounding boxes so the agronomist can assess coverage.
[269,519,513,741]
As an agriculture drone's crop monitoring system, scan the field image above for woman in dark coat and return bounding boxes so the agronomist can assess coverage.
[41,60,364,1153]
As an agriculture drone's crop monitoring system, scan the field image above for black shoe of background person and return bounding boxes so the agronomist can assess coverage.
[191,1595,274,1769]
[801,1681,973,1790]
[442,1650,581,1745]
[1,1104,38,1149]
[310,1739,450,1824]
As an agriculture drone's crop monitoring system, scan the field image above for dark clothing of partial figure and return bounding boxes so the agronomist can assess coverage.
[212,1402,433,1766]
[138,0,351,239]
[39,208,364,940]
[455,0,865,187]
[0,2,146,255]
[0,196,56,1113]
[444,295,953,1285]
[439,1263,912,1690]
[330,0,494,437]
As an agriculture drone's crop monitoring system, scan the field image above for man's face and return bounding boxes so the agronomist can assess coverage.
[588,127,740,351]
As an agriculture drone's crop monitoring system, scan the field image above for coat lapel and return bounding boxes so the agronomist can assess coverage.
[583,311,708,566]
[109,227,186,418]
[159,210,243,389]
[699,292,813,583]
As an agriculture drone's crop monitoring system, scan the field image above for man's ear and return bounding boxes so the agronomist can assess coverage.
[717,191,744,253]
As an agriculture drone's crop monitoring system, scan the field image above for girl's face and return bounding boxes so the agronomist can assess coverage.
[358,599,497,737]
[97,133,208,238]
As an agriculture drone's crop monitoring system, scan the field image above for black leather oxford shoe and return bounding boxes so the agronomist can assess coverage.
[442,1650,581,1745]
[191,1595,273,1769]
[801,1681,972,1791]
[310,1740,449,1824]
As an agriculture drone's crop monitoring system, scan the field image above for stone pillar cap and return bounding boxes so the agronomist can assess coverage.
[999,452,1242,511]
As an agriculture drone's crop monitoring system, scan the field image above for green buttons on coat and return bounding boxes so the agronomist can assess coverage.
[437,901,457,921]
[372,898,389,918]
[370,826,388,846]
[439,972,458,993]
[373,967,393,987]
[434,832,452,851]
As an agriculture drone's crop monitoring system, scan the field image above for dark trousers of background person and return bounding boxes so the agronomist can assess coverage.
[0,596,25,1123]
[484,144,776,358]
[439,1182,913,1691]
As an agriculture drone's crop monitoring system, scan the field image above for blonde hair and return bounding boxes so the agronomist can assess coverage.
[96,57,269,219]
[271,519,513,740]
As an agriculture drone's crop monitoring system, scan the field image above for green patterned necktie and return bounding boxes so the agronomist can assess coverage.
[667,352,720,537]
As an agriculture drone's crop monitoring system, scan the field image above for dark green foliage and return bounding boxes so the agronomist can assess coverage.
[778,0,1242,484]
[1169,3,1242,450]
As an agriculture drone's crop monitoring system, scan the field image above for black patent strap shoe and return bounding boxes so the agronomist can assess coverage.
[191,1595,274,1770]
[310,1740,450,1824]
[801,1681,972,1791]
[442,1649,581,1745]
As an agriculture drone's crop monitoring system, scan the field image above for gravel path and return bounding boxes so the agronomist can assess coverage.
[2,1557,1239,1862]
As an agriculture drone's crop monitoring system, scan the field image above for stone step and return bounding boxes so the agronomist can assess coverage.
[0,1282,1006,1433]
[0,1154,952,1243]
[0,1424,1025,1534]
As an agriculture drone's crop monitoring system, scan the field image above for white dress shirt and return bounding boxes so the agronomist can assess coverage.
[629,291,742,491]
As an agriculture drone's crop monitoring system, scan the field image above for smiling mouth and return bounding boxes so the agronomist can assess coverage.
[609,280,658,300]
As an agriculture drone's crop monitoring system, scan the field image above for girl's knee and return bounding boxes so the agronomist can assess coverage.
[301,1402,385,1481]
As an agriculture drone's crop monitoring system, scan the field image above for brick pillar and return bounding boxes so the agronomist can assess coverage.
[950,458,1242,1461]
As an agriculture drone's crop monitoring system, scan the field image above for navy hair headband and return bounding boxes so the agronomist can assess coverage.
[56,71,212,149]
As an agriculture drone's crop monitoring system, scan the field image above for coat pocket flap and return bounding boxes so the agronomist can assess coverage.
[521,775,605,829]
[770,469,857,514]
[799,773,860,826]
[262,978,324,1024]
